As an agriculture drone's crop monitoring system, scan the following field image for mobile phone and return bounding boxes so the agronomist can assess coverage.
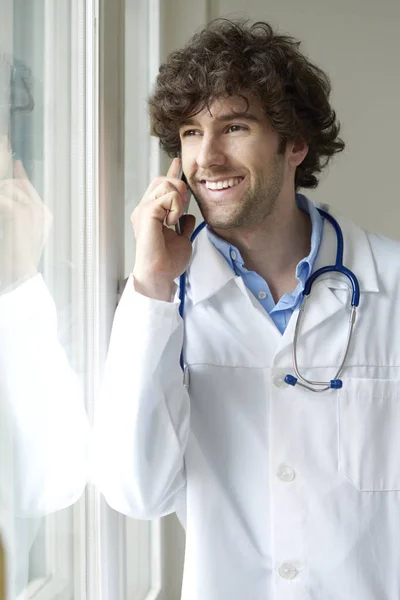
[175,159,191,235]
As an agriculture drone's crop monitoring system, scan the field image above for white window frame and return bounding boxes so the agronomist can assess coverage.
[122,1,215,599]
[121,1,164,597]
[19,0,92,598]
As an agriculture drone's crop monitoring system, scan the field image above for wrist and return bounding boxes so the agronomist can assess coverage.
[132,272,175,302]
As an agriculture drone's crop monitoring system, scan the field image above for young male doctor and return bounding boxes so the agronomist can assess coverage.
[92,19,400,600]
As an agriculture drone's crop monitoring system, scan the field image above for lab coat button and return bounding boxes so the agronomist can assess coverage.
[277,465,296,482]
[273,372,289,389]
[278,563,298,580]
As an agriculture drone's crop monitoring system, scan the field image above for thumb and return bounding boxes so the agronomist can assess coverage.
[181,214,196,240]
[166,157,181,179]
[14,160,28,179]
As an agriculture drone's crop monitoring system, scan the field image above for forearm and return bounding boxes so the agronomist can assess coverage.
[0,275,89,516]
[90,276,190,519]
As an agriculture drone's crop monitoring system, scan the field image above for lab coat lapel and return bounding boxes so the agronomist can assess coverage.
[277,278,346,357]
[185,212,379,361]
[313,209,379,294]
[186,226,237,305]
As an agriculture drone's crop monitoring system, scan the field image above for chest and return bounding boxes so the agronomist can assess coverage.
[184,277,400,377]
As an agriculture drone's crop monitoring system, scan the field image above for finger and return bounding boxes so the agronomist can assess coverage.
[168,177,190,204]
[14,160,28,179]
[13,161,41,203]
[180,214,196,240]
[166,157,181,180]
[149,190,184,226]
[0,174,43,208]
[0,136,13,180]
[0,195,16,231]
[166,157,190,204]
[0,181,30,204]
[150,180,175,201]
[150,179,188,205]
[0,193,14,211]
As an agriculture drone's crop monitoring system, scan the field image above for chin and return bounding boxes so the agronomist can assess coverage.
[195,199,239,229]
[204,213,246,230]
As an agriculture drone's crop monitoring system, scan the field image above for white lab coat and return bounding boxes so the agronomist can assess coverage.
[0,275,89,597]
[92,208,400,600]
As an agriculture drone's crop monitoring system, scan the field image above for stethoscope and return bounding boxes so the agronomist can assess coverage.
[178,208,360,393]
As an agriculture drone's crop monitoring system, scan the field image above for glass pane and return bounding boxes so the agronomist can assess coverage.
[0,1,89,598]
[123,0,159,596]
[122,2,186,598]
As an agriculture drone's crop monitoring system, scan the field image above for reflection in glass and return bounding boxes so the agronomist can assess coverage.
[0,2,89,597]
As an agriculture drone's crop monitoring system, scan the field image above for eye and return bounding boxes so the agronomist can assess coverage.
[226,125,247,133]
[181,129,201,137]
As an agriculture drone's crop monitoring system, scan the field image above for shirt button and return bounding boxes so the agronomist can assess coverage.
[277,465,296,482]
[278,563,298,580]
[258,291,267,299]
[230,250,237,260]
[273,372,289,389]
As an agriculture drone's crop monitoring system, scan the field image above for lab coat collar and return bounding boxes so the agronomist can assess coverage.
[187,206,379,307]
[187,227,238,305]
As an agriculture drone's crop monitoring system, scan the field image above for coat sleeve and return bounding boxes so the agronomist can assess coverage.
[90,275,190,520]
[0,274,89,517]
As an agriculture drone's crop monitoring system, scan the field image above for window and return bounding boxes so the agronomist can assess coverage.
[1,1,210,597]
[0,1,90,598]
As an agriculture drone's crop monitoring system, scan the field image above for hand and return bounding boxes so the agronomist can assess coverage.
[0,160,53,293]
[131,158,196,301]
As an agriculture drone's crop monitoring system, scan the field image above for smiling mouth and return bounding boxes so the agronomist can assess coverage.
[200,176,245,191]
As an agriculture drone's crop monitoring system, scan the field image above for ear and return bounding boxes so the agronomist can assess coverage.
[287,139,309,168]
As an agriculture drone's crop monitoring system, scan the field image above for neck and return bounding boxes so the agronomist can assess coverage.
[212,195,312,303]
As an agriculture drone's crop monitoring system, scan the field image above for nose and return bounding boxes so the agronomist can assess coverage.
[195,134,226,170]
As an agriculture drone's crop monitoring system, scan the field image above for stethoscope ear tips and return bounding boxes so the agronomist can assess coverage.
[284,374,343,390]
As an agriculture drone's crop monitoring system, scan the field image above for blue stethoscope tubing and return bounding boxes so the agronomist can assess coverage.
[178,209,360,391]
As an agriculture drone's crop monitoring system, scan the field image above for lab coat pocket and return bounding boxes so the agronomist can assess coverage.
[338,378,400,491]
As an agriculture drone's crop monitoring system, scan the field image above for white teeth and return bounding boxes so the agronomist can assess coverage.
[205,177,243,190]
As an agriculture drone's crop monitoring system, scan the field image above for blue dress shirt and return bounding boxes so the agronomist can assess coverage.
[206,194,324,334]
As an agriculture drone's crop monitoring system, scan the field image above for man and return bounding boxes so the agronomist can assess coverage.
[92,19,400,599]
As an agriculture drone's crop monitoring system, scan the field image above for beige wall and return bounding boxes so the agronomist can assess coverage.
[217,0,400,239]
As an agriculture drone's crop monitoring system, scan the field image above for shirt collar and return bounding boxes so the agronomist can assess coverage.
[206,227,245,274]
[295,193,324,284]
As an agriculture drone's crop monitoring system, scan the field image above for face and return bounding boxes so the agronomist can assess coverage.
[179,95,297,231]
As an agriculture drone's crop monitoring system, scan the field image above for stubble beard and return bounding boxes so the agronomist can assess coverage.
[192,156,285,231]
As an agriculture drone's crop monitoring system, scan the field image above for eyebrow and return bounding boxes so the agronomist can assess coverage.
[180,112,261,127]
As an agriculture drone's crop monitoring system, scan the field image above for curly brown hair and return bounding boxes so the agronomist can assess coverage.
[148,19,345,189]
